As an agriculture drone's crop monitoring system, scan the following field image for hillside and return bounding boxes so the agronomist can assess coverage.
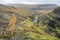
[0,4,60,40]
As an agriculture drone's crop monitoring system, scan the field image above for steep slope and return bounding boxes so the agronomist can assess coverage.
[0,4,32,28]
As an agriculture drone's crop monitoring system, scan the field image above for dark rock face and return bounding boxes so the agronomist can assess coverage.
[54,17,60,21]
[53,7,60,14]
[47,16,60,38]
[48,20,56,29]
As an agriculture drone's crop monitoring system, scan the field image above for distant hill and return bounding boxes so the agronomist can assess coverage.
[7,4,57,10]
[31,4,57,10]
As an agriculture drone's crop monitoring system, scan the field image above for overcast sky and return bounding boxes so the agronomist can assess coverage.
[0,0,60,5]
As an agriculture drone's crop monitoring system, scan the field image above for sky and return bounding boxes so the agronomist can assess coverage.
[0,0,60,5]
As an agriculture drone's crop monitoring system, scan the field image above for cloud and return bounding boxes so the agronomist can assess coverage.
[0,0,60,5]
[21,1,38,4]
[0,0,14,4]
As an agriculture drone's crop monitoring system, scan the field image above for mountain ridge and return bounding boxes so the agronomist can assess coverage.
[7,4,57,10]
